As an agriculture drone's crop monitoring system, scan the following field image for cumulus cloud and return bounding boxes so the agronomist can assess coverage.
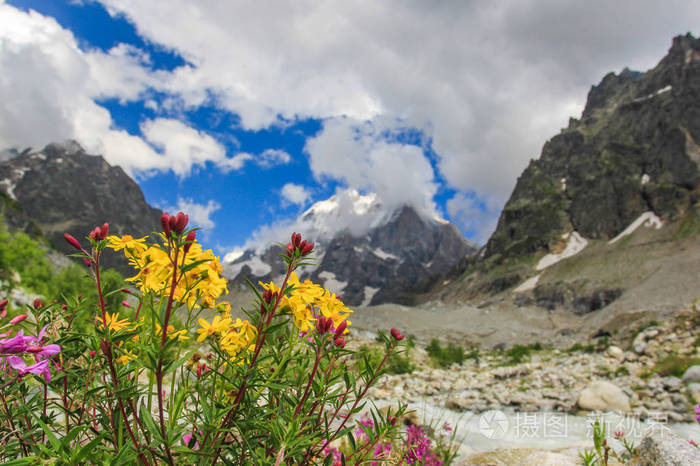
[280,183,311,206]
[305,117,438,218]
[160,197,221,236]
[258,149,291,167]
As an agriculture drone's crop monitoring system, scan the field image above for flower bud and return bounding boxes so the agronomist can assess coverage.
[64,233,82,250]
[0,299,7,310]
[83,258,91,268]
[121,300,131,308]
[89,350,96,359]
[334,337,346,348]
[291,232,302,249]
[161,212,171,237]
[316,316,330,334]
[9,314,27,325]
[33,299,44,310]
[286,243,294,257]
[197,362,205,379]
[89,227,100,240]
[101,222,109,237]
[122,288,131,294]
[301,241,314,256]
[61,304,67,311]
[262,290,275,304]
[173,212,188,234]
[334,320,347,338]
[183,230,196,254]
[0,309,6,319]
[390,328,405,341]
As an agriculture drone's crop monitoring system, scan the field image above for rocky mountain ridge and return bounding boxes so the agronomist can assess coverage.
[423,34,700,318]
[224,190,477,306]
[0,140,162,273]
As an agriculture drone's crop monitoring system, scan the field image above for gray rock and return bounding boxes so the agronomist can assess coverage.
[578,380,631,412]
[607,345,625,360]
[662,376,682,392]
[625,429,700,465]
[682,365,700,384]
[686,383,700,404]
[518,451,578,466]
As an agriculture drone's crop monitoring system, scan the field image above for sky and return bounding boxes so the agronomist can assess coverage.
[0,1,698,257]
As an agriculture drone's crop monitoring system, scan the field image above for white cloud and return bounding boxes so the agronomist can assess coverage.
[305,117,438,218]
[160,197,221,235]
[258,149,291,167]
[280,183,311,206]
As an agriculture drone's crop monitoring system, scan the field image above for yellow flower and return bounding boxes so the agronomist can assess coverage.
[116,349,137,365]
[106,235,148,254]
[196,314,232,342]
[156,323,190,342]
[97,312,135,333]
[287,295,316,333]
[220,319,257,356]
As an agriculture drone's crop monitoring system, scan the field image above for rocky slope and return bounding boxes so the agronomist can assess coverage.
[420,34,700,318]
[0,140,162,273]
[224,189,477,306]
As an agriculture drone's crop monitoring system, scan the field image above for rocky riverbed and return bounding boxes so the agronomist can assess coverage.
[351,301,700,463]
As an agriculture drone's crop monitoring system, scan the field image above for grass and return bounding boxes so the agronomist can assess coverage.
[651,355,700,378]
[674,207,700,240]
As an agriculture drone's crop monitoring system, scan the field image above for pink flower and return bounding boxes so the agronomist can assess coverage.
[695,405,700,422]
[6,357,52,382]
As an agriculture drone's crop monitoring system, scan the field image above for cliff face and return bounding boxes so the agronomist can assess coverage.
[485,34,700,263]
[0,140,162,273]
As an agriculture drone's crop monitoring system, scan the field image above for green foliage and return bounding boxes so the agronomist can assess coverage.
[653,355,700,378]
[506,344,531,364]
[426,338,469,368]
[673,206,700,240]
[358,343,415,375]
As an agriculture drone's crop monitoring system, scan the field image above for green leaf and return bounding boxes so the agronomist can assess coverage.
[71,432,107,463]
[30,411,61,452]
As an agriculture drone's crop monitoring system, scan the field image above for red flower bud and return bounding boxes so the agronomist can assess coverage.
[89,350,96,359]
[317,316,333,334]
[121,300,131,308]
[101,222,109,237]
[89,227,100,240]
[33,299,44,310]
[64,233,82,250]
[286,243,294,257]
[61,304,67,310]
[9,314,27,325]
[334,337,346,348]
[183,230,196,254]
[334,320,347,338]
[292,232,302,249]
[262,290,275,304]
[122,288,131,294]
[301,241,314,256]
[173,212,188,234]
[0,309,6,319]
[197,362,205,379]
[161,212,171,237]
[0,299,7,310]
[390,328,405,341]
[83,258,91,268]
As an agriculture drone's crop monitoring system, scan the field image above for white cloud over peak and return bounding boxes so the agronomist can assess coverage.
[305,117,439,219]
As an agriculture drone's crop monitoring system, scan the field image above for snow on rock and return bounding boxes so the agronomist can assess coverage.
[318,271,347,295]
[361,286,379,307]
[560,177,567,191]
[536,232,588,271]
[0,178,15,200]
[372,248,399,261]
[641,173,650,185]
[513,273,541,293]
[608,211,663,244]
[633,85,672,103]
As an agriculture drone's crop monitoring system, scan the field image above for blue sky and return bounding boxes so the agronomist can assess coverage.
[1,1,698,257]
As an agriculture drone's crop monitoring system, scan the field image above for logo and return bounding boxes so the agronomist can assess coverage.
[479,410,509,439]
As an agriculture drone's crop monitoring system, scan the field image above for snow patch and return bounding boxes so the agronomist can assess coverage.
[514,273,541,293]
[536,232,588,270]
[372,248,399,261]
[641,174,650,185]
[0,178,15,200]
[633,85,672,103]
[608,212,663,244]
[318,271,347,295]
[361,286,379,307]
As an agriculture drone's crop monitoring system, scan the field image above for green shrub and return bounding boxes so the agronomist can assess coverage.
[426,338,467,367]
[653,356,700,378]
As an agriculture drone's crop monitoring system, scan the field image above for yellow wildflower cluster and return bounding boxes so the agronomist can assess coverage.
[196,312,257,357]
[260,273,353,334]
[107,234,228,309]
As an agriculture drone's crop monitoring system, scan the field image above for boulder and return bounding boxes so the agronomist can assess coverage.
[577,381,631,412]
[625,429,700,465]
[681,365,700,384]
[686,383,700,404]
[518,451,578,466]
[607,345,625,360]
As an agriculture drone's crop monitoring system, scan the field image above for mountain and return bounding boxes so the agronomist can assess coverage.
[0,140,162,273]
[223,189,477,306]
[433,34,700,318]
